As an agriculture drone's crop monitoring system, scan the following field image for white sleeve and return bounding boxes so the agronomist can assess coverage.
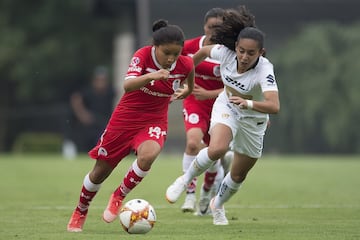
[210,44,227,63]
[259,61,278,92]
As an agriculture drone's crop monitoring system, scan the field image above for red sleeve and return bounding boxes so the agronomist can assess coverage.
[125,47,150,78]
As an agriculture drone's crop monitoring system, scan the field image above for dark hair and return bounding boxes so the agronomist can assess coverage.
[204,7,225,24]
[237,27,265,49]
[210,5,256,51]
[152,19,185,46]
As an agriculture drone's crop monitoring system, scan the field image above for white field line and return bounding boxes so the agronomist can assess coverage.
[25,204,360,211]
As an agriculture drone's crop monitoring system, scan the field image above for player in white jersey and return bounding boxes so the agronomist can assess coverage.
[180,7,226,215]
[166,6,280,225]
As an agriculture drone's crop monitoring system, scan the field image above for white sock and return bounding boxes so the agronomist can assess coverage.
[212,162,224,194]
[182,153,196,172]
[213,172,241,209]
[183,148,214,184]
[207,159,220,173]
[182,153,198,193]
[83,173,101,192]
[132,160,149,177]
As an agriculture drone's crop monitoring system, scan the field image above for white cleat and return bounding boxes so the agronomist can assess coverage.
[166,176,187,204]
[210,197,229,225]
[181,193,196,212]
[198,186,212,215]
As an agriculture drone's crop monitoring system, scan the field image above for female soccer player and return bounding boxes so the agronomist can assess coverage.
[166,9,280,225]
[179,7,225,214]
[67,19,194,232]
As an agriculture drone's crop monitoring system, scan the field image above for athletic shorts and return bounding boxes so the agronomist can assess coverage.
[88,124,167,169]
[183,97,213,145]
[210,92,268,158]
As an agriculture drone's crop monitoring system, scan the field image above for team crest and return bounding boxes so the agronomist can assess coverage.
[221,113,230,119]
[128,57,142,72]
[188,113,200,124]
[130,57,140,66]
[172,79,181,91]
[213,65,221,77]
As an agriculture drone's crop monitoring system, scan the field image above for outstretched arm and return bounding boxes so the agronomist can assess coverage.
[192,45,215,66]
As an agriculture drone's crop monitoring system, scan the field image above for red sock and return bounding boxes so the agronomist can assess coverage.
[114,161,147,197]
[186,177,197,194]
[76,185,97,214]
[203,171,217,191]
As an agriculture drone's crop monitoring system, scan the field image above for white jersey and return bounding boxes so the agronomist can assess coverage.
[210,44,278,121]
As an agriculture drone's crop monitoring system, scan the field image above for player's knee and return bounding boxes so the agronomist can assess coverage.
[137,154,157,170]
[185,139,201,155]
[207,146,228,161]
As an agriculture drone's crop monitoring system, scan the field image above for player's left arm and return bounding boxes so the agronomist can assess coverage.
[255,90,280,114]
[229,90,279,114]
[246,63,280,114]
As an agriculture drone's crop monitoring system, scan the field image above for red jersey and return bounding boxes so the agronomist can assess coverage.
[182,36,223,107]
[107,46,193,131]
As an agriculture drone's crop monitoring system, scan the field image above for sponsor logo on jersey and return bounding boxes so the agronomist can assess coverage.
[128,57,142,72]
[140,87,172,97]
[128,66,142,72]
[225,75,247,91]
[266,74,275,84]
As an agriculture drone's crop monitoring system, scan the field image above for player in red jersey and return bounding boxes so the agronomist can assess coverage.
[67,19,194,232]
[180,8,234,215]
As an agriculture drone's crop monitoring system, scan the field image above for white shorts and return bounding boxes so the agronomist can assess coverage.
[209,91,268,158]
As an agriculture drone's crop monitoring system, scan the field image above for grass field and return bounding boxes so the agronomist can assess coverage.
[0,153,359,240]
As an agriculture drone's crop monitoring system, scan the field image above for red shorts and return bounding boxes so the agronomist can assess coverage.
[88,124,167,169]
[183,97,214,145]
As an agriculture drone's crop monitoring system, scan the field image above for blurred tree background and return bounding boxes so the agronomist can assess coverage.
[0,0,131,152]
[268,22,360,153]
[0,0,359,154]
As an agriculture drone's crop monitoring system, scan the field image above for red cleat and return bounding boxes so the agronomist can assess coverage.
[67,209,87,232]
[103,193,123,223]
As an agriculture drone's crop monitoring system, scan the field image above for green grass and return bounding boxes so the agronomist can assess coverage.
[0,153,359,239]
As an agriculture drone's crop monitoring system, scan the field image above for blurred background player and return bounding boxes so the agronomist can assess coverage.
[63,66,114,158]
[180,7,234,215]
[67,19,194,232]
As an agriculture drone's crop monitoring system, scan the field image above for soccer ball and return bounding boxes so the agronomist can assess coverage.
[119,198,156,234]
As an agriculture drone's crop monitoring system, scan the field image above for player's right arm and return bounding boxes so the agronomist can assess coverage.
[192,45,215,67]
[123,69,170,92]
[70,92,95,125]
